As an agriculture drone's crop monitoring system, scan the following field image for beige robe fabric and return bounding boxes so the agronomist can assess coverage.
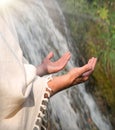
[0,16,51,130]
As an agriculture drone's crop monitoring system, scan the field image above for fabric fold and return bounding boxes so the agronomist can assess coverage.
[0,16,52,130]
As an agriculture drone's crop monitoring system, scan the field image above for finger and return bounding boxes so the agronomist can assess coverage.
[47,52,54,59]
[88,57,94,66]
[53,52,71,71]
[82,76,89,81]
[74,76,89,84]
[55,56,70,69]
[88,57,93,64]
[82,57,97,76]
[81,58,93,77]
[56,52,71,64]
[82,58,94,76]
[82,70,92,77]
[88,57,97,70]
[78,64,92,76]
[61,52,71,62]
[60,52,71,60]
[92,58,97,70]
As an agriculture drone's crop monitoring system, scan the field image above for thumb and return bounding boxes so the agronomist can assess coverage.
[47,52,54,59]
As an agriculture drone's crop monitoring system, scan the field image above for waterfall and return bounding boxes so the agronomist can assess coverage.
[1,0,112,129]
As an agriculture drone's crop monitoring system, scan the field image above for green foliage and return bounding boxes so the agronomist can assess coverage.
[97,7,109,20]
[58,0,115,127]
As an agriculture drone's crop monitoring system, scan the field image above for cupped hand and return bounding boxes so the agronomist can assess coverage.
[82,57,97,77]
[47,57,97,94]
[37,52,71,76]
[43,52,71,74]
[67,57,97,86]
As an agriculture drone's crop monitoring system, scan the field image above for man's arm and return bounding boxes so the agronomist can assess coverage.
[48,57,97,95]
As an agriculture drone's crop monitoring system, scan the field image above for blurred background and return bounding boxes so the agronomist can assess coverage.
[56,0,115,128]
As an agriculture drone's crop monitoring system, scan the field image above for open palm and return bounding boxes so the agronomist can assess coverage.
[42,52,71,74]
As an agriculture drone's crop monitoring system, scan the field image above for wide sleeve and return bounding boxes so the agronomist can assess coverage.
[22,64,53,130]
[0,17,51,128]
[0,30,26,120]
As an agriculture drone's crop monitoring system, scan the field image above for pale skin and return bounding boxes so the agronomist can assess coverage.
[36,52,71,76]
[36,52,97,95]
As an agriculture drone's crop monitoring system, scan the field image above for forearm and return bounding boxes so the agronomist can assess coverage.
[47,74,70,95]
[47,57,97,96]
[47,63,96,95]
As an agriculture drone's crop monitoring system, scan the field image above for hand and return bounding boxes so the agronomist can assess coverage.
[36,52,71,76]
[67,57,97,86]
[82,57,97,77]
[48,57,97,94]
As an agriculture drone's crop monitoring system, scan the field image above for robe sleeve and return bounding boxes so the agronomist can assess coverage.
[0,28,26,120]
[0,17,52,130]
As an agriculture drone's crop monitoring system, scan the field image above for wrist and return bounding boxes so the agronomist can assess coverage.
[36,63,47,76]
[66,72,73,87]
[48,73,71,94]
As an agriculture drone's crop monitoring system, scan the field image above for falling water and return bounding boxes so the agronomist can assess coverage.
[1,0,112,129]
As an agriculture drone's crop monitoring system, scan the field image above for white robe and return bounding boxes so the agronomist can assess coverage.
[0,16,51,130]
